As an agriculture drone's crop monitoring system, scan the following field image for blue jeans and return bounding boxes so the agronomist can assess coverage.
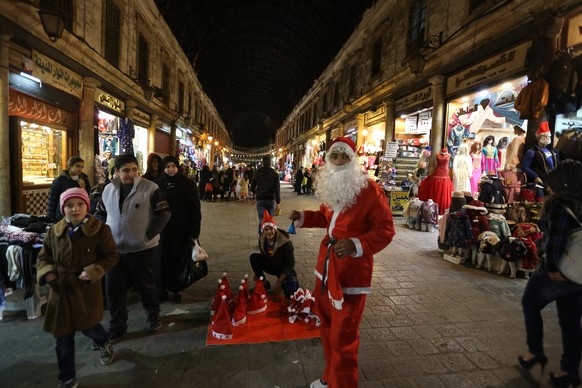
[521,269,582,374]
[56,323,109,382]
[256,200,275,235]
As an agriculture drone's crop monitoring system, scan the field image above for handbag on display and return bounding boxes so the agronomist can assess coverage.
[558,206,582,284]
[205,182,213,192]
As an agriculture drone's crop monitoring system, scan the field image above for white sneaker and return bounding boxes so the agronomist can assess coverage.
[310,379,328,388]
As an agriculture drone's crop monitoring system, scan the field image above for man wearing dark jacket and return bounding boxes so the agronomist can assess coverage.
[251,157,281,235]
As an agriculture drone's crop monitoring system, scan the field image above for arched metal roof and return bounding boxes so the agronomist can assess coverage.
[155,0,375,147]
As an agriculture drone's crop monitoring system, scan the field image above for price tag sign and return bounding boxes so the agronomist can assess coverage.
[384,142,398,159]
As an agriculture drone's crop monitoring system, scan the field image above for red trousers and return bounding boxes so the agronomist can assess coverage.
[315,278,366,388]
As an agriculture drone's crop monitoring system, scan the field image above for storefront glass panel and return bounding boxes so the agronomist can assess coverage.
[21,120,67,186]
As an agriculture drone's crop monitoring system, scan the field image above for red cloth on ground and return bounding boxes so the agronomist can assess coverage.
[418,152,454,215]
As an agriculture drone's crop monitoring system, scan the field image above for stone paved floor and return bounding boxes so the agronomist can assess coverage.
[0,182,564,387]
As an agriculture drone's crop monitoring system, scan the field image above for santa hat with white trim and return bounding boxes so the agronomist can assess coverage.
[241,274,250,300]
[247,276,268,314]
[210,283,226,316]
[327,136,357,159]
[211,295,233,340]
[232,286,247,326]
[261,210,277,231]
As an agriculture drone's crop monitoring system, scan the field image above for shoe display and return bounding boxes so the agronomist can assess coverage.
[99,342,115,365]
[58,378,78,388]
[107,329,127,343]
[309,379,328,388]
[146,314,162,332]
[549,372,581,388]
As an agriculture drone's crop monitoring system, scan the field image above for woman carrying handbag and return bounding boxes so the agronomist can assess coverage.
[519,160,582,387]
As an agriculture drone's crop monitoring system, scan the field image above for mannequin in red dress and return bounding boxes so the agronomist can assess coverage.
[418,148,454,215]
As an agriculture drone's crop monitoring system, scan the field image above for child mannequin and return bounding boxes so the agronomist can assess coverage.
[481,135,499,175]
[420,199,439,232]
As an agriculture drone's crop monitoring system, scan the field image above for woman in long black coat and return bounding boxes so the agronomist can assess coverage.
[156,156,202,302]
[198,165,213,202]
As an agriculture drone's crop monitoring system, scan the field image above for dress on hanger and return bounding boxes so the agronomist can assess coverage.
[418,152,454,215]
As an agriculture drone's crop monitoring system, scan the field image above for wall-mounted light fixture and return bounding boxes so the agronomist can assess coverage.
[38,2,66,43]
[143,84,155,103]
[409,32,444,75]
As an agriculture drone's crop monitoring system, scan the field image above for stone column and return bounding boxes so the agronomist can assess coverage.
[149,114,158,154]
[125,100,136,121]
[0,34,11,216]
[338,122,345,137]
[355,113,365,149]
[428,75,446,173]
[325,128,331,149]
[383,98,396,145]
[79,77,100,186]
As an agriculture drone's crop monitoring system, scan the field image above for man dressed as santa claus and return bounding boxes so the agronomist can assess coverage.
[289,137,395,388]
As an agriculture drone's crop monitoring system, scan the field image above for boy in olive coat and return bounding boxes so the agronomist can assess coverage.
[37,188,119,388]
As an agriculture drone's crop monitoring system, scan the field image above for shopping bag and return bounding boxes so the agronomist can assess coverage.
[192,239,209,261]
[205,183,213,192]
[179,240,209,290]
[558,207,582,284]
[273,207,281,216]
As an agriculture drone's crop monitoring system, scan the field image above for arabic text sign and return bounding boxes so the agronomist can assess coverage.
[32,50,83,99]
[446,41,530,95]
[395,86,432,112]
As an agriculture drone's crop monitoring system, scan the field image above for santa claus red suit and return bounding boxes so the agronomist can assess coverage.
[293,137,395,388]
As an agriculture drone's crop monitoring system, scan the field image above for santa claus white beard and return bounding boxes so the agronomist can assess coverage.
[315,159,368,212]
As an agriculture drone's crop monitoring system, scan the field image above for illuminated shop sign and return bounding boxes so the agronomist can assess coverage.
[95,88,125,114]
[31,50,83,99]
[133,109,150,126]
[395,87,432,112]
[447,41,530,95]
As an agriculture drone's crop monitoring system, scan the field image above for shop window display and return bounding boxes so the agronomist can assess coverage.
[446,76,529,168]
[21,121,66,186]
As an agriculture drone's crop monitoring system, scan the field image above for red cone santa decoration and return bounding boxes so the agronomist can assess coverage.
[211,295,233,340]
[261,209,277,230]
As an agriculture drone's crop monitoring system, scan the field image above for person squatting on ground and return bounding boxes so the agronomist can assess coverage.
[47,156,91,222]
[251,156,281,235]
[155,156,201,303]
[289,137,395,388]
[519,160,582,387]
[95,154,171,342]
[249,210,299,299]
[37,188,119,388]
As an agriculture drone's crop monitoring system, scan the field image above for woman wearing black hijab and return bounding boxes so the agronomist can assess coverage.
[156,156,202,302]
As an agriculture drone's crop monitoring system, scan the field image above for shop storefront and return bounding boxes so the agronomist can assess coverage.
[362,104,388,173]
[445,41,531,170]
[394,86,433,155]
[7,49,82,215]
[154,123,172,157]
[95,88,125,160]
[132,108,150,174]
